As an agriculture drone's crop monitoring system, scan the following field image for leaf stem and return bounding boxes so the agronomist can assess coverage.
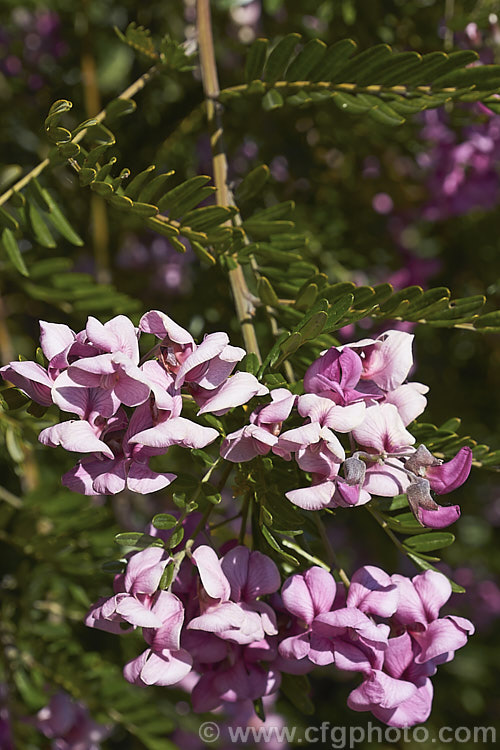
[196,0,261,362]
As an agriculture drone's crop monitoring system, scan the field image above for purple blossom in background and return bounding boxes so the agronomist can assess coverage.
[34,692,111,750]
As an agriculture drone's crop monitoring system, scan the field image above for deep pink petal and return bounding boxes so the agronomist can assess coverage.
[425,446,472,494]
[417,504,460,528]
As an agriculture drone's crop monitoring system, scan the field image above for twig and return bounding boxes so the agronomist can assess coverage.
[196,0,261,362]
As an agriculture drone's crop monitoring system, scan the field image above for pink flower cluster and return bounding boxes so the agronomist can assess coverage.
[221,330,472,528]
[34,692,110,750]
[0,311,267,495]
[86,539,473,728]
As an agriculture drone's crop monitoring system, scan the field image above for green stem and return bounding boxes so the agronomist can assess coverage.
[0,65,159,208]
[196,0,261,363]
[366,505,407,555]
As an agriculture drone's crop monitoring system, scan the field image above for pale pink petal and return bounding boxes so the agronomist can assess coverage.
[348,670,416,711]
[140,649,192,686]
[91,459,127,495]
[286,481,335,510]
[195,372,268,415]
[385,382,428,425]
[347,566,398,617]
[115,597,163,627]
[1,361,53,405]
[126,463,176,494]
[39,321,75,361]
[220,425,277,462]
[124,547,169,594]
[131,416,218,450]
[139,310,194,345]
[188,602,246,633]
[39,420,114,458]
[192,546,230,600]
[363,460,411,496]
[305,567,337,614]
[412,570,452,621]
[281,574,315,623]
[352,403,415,453]
[256,388,296,425]
[246,551,281,599]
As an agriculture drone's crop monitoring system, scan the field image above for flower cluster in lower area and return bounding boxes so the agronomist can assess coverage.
[86,534,474,728]
[0,311,266,495]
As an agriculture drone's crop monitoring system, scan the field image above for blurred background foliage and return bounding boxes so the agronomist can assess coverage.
[1,0,500,747]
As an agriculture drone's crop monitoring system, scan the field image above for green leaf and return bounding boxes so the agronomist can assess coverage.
[124,165,156,199]
[152,513,177,530]
[27,203,56,248]
[90,181,114,198]
[323,293,355,332]
[37,185,84,246]
[158,562,175,589]
[190,241,216,265]
[245,37,269,82]
[262,89,284,110]
[129,201,159,217]
[258,276,280,306]
[286,39,327,81]
[333,91,372,115]
[158,175,213,216]
[168,527,184,548]
[294,282,318,310]
[1,228,28,276]
[138,171,175,204]
[333,43,392,83]
[263,33,301,84]
[309,38,357,81]
[405,532,455,552]
[406,553,465,593]
[0,205,19,231]
[105,97,137,120]
[235,164,270,202]
[114,532,160,547]
[260,525,298,565]
[182,205,233,230]
[79,167,97,187]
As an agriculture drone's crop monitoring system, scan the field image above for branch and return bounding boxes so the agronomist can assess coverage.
[196,0,262,362]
